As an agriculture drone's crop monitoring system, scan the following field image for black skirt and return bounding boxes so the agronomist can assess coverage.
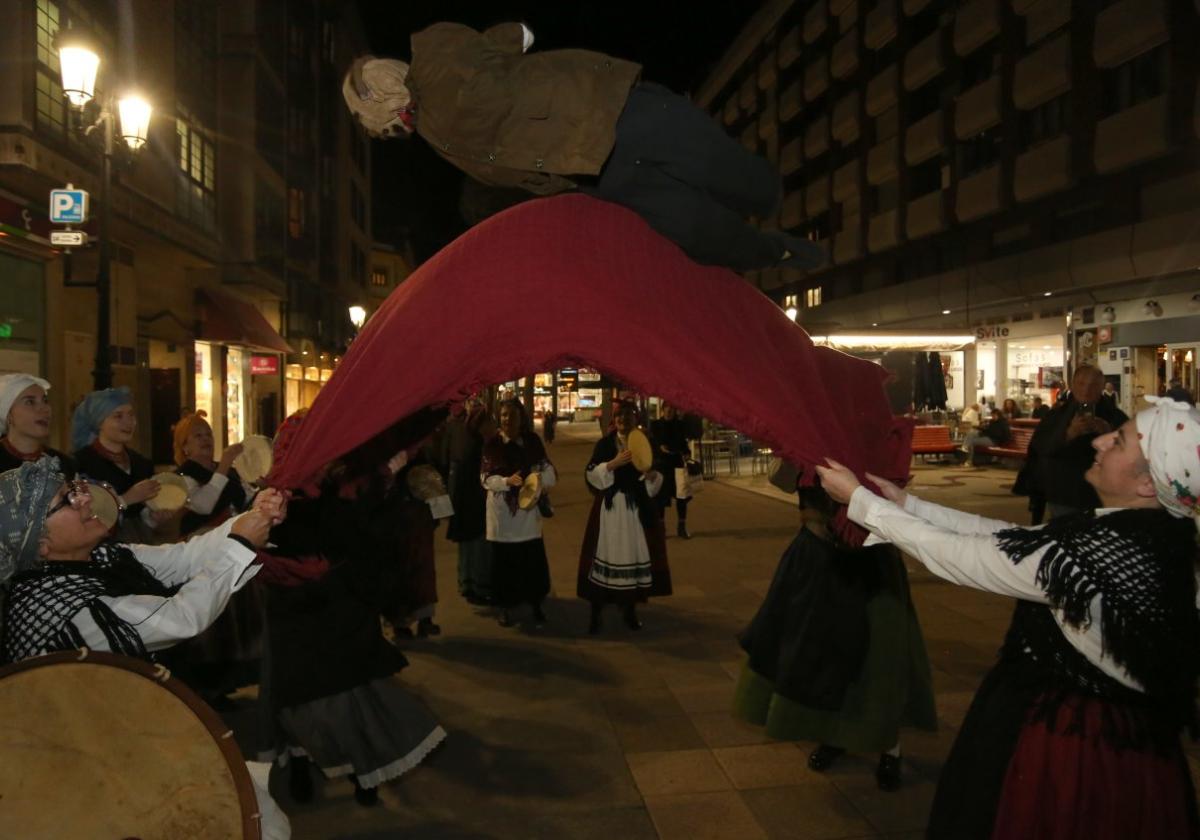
[490,538,551,607]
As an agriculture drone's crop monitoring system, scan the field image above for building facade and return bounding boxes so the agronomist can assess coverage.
[699,0,1200,412]
[0,0,378,462]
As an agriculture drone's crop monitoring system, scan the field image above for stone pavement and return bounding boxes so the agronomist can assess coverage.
[235,424,1198,839]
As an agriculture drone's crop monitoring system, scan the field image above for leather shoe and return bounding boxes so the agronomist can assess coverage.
[875,753,902,791]
[623,606,642,631]
[807,744,844,772]
[677,522,691,539]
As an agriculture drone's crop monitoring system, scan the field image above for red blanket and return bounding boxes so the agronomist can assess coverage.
[268,194,911,500]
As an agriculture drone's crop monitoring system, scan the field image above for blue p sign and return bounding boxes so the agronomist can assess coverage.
[49,188,89,224]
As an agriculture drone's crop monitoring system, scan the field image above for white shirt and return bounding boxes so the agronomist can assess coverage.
[481,439,557,543]
[71,515,260,653]
[180,470,255,516]
[848,487,1153,691]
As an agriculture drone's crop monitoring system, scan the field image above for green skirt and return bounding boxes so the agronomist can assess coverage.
[732,581,938,753]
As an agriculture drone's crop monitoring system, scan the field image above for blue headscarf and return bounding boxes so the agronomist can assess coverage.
[70,387,133,452]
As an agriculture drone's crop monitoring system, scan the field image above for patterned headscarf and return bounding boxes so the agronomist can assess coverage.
[1136,396,1200,527]
[0,374,51,437]
[0,456,65,585]
[172,410,209,466]
[70,387,133,452]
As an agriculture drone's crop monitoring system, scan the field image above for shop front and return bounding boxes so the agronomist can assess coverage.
[974,318,1066,415]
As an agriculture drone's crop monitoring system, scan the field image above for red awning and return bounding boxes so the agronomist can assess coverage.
[195,288,292,354]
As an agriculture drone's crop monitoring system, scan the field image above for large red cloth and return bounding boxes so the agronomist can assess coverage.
[268,194,911,494]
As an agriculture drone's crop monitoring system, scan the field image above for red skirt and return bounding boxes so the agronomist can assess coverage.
[991,693,1199,840]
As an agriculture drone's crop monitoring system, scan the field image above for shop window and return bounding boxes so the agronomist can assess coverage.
[1020,94,1068,151]
[870,178,900,215]
[957,126,1002,177]
[371,266,388,287]
[908,78,942,122]
[909,156,946,198]
[176,108,217,232]
[1101,45,1168,117]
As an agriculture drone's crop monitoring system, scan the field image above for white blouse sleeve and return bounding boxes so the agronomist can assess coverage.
[902,493,1017,536]
[482,473,509,492]
[848,486,1048,603]
[645,471,664,498]
[182,471,230,516]
[587,463,614,490]
[537,462,557,490]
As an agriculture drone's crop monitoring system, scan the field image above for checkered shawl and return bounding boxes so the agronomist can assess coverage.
[0,456,63,586]
[2,541,177,663]
[996,508,1200,726]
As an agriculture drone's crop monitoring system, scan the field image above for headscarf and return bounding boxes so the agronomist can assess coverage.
[342,57,415,137]
[0,456,65,585]
[70,387,132,452]
[0,374,51,437]
[1135,396,1200,528]
[172,410,209,466]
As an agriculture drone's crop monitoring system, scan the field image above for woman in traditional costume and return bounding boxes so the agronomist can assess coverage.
[0,373,74,476]
[258,412,447,807]
[732,480,936,790]
[578,400,671,633]
[481,399,555,628]
[71,387,165,542]
[173,411,253,537]
[817,396,1200,838]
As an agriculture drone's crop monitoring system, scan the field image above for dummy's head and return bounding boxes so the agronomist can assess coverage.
[342,56,415,139]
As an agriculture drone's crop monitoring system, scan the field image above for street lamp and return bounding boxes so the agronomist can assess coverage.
[348,305,367,331]
[56,27,154,390]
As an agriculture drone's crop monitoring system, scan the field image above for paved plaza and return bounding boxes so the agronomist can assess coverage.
[234,423,1200,838]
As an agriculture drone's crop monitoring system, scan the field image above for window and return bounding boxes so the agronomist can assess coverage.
[870,178,899,215]
[957,126,1002,177]
[371,266,388,287]
[875,106,899,142]
[907,5,941,43]
[350,244,366,285]
[910,157,946,197]
[176,108,217,231]
[1020,94,1068,151]
[800,211,832,243]
[256,72,286,175]
[908,79,942,122]
[349,181,366,230]
[805,286,822,308]
[34,0,114,140]
[1101,45,1168,117]
[960,47,998,90]
[255,182,285,276]
[288,188,306,239]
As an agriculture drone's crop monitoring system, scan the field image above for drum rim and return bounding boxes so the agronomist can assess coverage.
[0,649,262,839]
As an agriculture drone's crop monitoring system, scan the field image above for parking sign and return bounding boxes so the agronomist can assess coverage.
[49,188,89,224]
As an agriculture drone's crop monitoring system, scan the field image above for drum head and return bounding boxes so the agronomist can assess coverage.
[86,480,121,531]
[627,428,654,472]
[233,435,273,485]
[146,472,190,512]
[518,472,541,510]
[0,651,260,839]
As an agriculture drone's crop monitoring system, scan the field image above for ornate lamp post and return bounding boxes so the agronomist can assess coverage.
[56,28,154,390]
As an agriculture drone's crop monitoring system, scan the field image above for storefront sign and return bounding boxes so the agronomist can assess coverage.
[975,326,1010,339]
[250,355,279,375]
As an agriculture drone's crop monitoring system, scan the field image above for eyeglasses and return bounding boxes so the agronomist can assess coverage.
[46,478,91,518]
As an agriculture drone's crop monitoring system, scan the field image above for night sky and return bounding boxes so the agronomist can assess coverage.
[355,0,762,262]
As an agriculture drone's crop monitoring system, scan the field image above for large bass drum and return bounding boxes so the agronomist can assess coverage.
[0,650,261,838]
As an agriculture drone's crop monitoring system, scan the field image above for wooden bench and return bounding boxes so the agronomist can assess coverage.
[976,419,1038,461]
[911,425,958,462]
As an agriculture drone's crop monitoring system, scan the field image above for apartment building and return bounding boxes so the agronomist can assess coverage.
[700,0,1200,411]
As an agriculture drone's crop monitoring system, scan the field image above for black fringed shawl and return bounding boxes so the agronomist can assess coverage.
[587,432,658,530]
[995,508,1200,732]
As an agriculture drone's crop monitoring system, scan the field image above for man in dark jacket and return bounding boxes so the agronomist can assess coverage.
[1013,365,1127,522]
[343,21,825,273]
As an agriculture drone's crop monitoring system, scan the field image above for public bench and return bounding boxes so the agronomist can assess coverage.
[911,425,958,462]
[976,418,1038,461]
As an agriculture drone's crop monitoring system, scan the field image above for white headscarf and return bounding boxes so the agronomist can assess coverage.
[1135,396,1200,527]
[342,57,413,137]
[0,374,51,437]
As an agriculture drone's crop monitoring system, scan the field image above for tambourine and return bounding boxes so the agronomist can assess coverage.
[627,428,654,472]
[406,464,448,502]
[145,472,190,513]
[85,480,123,530]
[232,436,273,485]
[518,472,541,510]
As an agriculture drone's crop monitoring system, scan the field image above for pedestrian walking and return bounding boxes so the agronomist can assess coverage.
[650,404,693,538]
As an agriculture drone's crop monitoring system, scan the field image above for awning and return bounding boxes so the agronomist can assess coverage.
[810,331,976,353]
[195,288,293,354]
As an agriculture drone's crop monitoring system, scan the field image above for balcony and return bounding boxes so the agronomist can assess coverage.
[866,64,899,116]
[955,164,1003,222]
[780,137,803,175]
[1014,33,1070,110]
[864,0,898,50]
[806,175,831,216]
[831,28,860,80]
[780,79,804,122]
[906,190,947,239]
[778,26,803,69]
[868,209,902,253]
[1094,0,1168,69]
[805,115,831,160]
[780,190,805,229]
[1094,95,1170,173]
[1014,136,1071,202]
[805,57,830,102]
[833,160,861,204]
[832,92,861,146]
[954,75,1002,140]
[905,110,944,165]
[1020,0,1071,46]
[758,49,778,90]
[953,0,1001,56]
[834,224,864,265]
[804,2,828,44]
[867,136,900,184]
[904,30,945,91]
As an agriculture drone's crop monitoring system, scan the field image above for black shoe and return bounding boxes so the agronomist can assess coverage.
[623,605,642,631]
[498,610,514,628]
[532,605,547,627]
[288,755,313,803]
[417,617,441,637]
[588,607,602,635]
[807,744,844,772]
[677,522,691,539]
[875,753,901,791]
[351,775,378,807]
